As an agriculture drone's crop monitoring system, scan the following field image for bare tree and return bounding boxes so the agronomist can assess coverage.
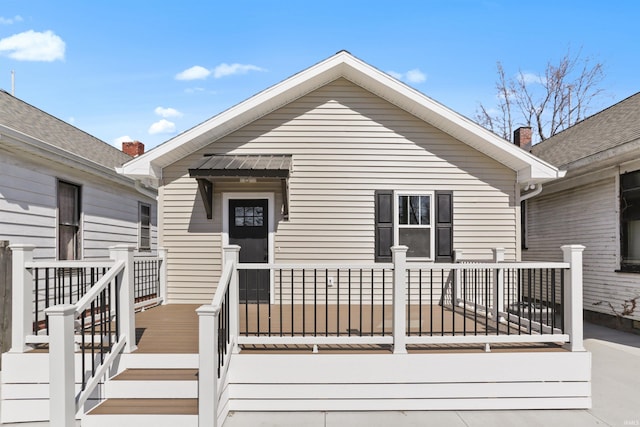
[476,49,605,142]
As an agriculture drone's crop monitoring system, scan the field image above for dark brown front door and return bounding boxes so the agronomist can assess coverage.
[229,199,269,303]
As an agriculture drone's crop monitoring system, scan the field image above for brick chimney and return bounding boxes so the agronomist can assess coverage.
[513,127,532,152]
[122,141,145,157]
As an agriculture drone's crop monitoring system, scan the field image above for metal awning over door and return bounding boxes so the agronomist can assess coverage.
[188,154,292,220]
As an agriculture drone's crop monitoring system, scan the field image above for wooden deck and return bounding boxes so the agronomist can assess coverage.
[132,303,565,354]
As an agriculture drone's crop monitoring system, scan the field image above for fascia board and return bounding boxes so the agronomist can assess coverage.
[121,51,561,182]
[0,124,142,189]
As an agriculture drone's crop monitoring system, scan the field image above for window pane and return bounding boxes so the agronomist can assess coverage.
[627,220,640,263]
[235,217,245,227]
[58,225,77,260]
[398,196,407,224]
[235,207,244,217]
[420,196,430,225]
[58,183,78,225]
[399,228,430,258]
[245,207,254,216]
[409,196,419,225]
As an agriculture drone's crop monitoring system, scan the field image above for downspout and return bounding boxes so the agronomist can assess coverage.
[518,183,543,202]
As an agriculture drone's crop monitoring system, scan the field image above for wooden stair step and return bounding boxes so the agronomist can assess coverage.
[112,368,198,381]
[88,398,197,415]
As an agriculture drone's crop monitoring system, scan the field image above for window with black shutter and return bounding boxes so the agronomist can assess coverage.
[374,190,453,262]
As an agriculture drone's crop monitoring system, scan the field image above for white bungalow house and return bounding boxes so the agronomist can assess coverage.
[2,52,591,426]
[0,89,158,260]
[523,92,640,331]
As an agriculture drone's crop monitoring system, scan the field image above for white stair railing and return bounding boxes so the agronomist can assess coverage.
[45,245,136,427]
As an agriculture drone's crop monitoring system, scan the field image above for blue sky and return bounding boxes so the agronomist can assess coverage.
[0,1,638,150]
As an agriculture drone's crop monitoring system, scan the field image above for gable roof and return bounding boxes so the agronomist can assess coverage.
[121,51,562,185]
[0,89,132,169]
[531,92,640,168]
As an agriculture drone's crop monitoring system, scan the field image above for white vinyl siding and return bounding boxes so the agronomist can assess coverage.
[0,149,157,261]
[524,176,640,321]
[161,78,517,303]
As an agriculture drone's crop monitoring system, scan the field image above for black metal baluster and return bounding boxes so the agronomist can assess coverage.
[407,270,411,337]
[348,269,351,336]
[279,269,283,337]
[34,268,39,335]
[336,270,340,337]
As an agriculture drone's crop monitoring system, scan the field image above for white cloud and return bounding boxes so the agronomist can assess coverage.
[0,30,65,61]
[213,63,265,78]
[148,119,176,135]
[387,68,427,84]
[0,15,23,25]
[405,69,427,83]
[175,65,210,81]
[113,135,134,147]
[154,106,183,118]
[185,87,206,94]
[519,72,545,86]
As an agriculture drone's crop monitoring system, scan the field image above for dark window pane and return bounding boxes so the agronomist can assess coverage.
[420,196,430,225]
[399,228,430,258]
[58,225,76,260]
[398,196,407,224]
[409,196,419,225]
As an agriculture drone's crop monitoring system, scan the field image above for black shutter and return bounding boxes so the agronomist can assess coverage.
[374,190,393,262]
[435,191,453,263]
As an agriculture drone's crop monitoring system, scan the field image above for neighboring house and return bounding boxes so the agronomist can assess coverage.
[524,92,640,330]
[122,51,564,304]
[0,90,158,260]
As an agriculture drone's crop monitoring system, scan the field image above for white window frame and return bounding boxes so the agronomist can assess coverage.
[394,191,434,261]
[138,202,151,251]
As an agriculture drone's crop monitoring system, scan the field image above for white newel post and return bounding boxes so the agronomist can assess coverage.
[561,244,586,352]
[197,305,218,427]
[9,244,35,353]
[158,246,168,305]
[391,246,408,354]
[492,248,505,322]
[45,304,76,427]
[223,245,241,354]
[110,245,137,353]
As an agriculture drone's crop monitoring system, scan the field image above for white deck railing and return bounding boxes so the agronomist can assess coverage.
[199,244,586,426]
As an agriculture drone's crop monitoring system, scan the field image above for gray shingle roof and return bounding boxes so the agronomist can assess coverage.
[0,89,132,169]
[531,92,640,167]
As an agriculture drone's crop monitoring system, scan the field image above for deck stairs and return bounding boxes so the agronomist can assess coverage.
[81,354,198,427]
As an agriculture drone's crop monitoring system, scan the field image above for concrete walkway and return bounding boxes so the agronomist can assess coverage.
[1,321,638,426]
